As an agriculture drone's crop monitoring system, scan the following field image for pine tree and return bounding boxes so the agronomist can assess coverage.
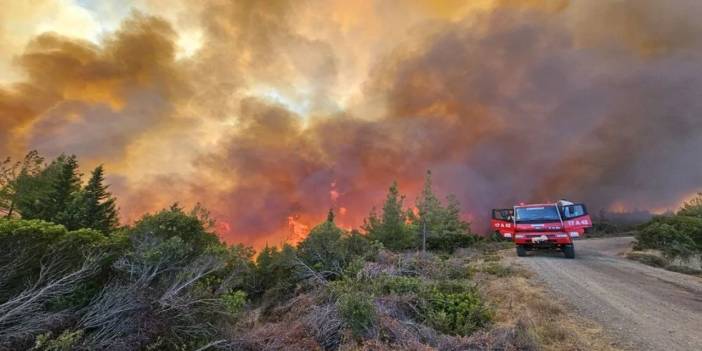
[49,155,82,229]
[416,170,442,251]
[298,211,345,273]
[381,181,405,232]
[365,181,414,250]
[327,208,335,223]
[77,165,119,233]
[361,206,381,234]
[256,244,278,292]
[439,195,470,236]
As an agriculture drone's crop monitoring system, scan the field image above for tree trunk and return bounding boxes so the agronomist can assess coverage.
[5,200,13,218]
[422,219,427,253]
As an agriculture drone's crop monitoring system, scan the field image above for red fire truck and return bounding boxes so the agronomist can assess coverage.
[490,201,592,258]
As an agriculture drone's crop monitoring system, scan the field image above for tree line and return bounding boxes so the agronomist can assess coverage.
[0,151,482,350]
[0,151,118,232]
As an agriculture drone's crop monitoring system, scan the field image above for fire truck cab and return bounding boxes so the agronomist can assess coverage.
[491,201,591,258]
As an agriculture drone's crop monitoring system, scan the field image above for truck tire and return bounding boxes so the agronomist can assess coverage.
[516,245,527,257]
[563,244,575,259]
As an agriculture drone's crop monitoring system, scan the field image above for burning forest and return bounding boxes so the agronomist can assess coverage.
[2,0,702,247]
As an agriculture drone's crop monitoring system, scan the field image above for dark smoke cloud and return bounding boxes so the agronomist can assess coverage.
[0,13,188,160]
[200,1,702,243]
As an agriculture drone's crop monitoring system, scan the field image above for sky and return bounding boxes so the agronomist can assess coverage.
[1,0,702,248]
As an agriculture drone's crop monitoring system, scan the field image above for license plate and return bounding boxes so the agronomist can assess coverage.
[531,235,549,243]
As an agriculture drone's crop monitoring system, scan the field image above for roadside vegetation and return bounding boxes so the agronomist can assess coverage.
[0,151,622,350]
[629,193,702,276]
[589,209,651,238]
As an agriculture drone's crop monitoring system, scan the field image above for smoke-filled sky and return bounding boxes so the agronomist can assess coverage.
[2,0,702,247]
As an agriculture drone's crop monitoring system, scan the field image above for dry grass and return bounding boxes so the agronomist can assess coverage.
[478,259,623,351]
[233,248,626,351]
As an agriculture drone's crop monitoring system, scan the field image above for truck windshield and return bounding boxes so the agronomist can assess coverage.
[515,206,560,223]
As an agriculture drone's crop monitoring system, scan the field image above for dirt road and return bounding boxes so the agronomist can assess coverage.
[515,237,702,351]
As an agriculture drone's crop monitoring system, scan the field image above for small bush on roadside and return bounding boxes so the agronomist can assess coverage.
[635,221,697,258]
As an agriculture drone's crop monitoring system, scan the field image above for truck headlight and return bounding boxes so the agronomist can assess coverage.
[514,234,525,239]
[569,231,579,237]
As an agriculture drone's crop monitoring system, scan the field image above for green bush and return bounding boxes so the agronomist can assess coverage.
[33,330,84,351]
[678,193,702,218]
[222,290,247,314]
[129,205,220,255]
[421,285,492,336]
[0,219,110,301]
[337,292,377,338]
[377,275,423,295]
[427,233,480,253]
[636,219,699,258]
[297,220,346,274]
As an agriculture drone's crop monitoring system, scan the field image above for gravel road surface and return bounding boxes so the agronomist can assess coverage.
[515,236,702,351]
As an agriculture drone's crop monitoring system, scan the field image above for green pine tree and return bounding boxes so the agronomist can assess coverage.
[439,194,470,236]
[13,154,80,226]
[77,165,119,233]
[256,244,278,292]
[50,155,82,229]
[365,181,414,250]
[298,210,346,273]
[416,170,442,250]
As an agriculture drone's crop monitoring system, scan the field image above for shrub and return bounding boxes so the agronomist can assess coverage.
[222,290,247,314]
[0,219,110,302]
[377,276,423,295]
[341,230,378,261]
[636,220,698,258]
[33,330,84,351]
[337,292,377,338]
[443,258,473,280]
[678,192,702,218]
[427,233,480,253]
[652,215,702,248]
[421,286,492,336]
[297,220,346,275]
[128,205,220,255]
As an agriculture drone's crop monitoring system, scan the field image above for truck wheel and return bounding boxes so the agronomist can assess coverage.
[516,245,527,257]
[563,244,575,259]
